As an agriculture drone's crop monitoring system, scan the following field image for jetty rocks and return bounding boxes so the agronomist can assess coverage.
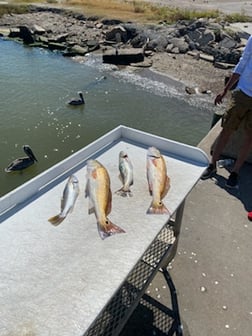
[0,5,250,67]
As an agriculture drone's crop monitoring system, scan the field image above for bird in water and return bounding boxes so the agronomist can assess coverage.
[68,91,85,106]
[5,145,38,173]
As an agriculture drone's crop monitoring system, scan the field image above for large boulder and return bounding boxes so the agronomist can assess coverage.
[19,26,34,44]
[105,25,128,43]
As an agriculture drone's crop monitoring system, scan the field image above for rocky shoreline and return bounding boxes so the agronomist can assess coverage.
[0,5,249,95]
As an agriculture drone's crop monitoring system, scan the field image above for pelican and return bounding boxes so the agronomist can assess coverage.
[5,145,38,173]
[68,91,85,106]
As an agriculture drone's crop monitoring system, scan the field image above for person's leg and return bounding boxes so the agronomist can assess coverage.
[201,90,245,180]
[232,130,252,173]
[225,129,252,188]
[201,127,234,179]
[211,128,234,166]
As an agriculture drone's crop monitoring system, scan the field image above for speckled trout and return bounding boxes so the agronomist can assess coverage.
[116,151,133,197]
[48,175,80,226]
[146,146,170,215]
[85,159,125,240]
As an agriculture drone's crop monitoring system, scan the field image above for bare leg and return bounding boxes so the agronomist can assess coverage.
[232,130,252,173]
[211,128,234,166]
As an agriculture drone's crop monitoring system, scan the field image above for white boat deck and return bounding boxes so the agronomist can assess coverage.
[0,126,208,336]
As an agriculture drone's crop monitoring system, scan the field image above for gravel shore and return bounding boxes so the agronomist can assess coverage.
[149,52,230,96]
[144,0,250,96]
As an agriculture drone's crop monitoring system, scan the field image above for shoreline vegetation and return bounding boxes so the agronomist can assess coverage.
[1,0,250,23]
[0,1,251,101]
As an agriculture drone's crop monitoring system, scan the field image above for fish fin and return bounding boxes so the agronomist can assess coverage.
[88,203,95,215]
[87,195,95,214]
[118,173,123,184]
[147,201,170,215]
[105,189,112,215]
[48,214,65,226]
[98,219,125,240]
[88,207,95,215]
[161,176,171,199]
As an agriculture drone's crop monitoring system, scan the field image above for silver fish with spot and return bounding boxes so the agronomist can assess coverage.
[48,175,79,226]
[116,151,134,197]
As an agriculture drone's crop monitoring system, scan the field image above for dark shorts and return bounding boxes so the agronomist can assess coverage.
[222,89,252,131]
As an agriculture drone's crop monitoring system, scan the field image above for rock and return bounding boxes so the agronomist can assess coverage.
[131,33,148,48]
[32,24,46,35]
[8,28,20,38]
[105,25,128,43]
[168,37,189,53]
[146,35,168,51]
[49,33,69,43]
[214,62,235,69]
[0,5,247,71]
[87,40,100,52]
[199,53,214,62]
[218,36,237,49]
[48,42,66,50]
[0,28,10,37]
[65,45,88,56]
[36,35,48,44]
[19,25,34,44]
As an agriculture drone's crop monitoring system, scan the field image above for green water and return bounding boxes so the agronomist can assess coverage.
[0,39,213,197]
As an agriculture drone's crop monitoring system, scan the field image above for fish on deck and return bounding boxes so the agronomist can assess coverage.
[48,175,80,226]
[115,150,134,197]
[146,146,171,215]
[85,159,125,240]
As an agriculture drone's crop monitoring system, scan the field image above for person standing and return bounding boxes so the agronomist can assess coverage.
[201,35,252,188]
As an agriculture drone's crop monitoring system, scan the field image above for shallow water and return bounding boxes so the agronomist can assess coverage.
[0,39,213,197]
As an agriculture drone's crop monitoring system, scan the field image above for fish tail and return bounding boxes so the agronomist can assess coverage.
[115,187,132,197]
[98,219,125,240]
[147,201,170,215]
[48,214,65,226]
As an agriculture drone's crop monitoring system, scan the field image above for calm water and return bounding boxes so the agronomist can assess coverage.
[0,39,214,197]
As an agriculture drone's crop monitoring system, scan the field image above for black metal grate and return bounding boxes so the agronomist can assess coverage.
[84,223,176,336]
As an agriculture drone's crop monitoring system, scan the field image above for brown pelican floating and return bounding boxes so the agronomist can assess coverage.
[5,145,38,173]
[68,91,85,106]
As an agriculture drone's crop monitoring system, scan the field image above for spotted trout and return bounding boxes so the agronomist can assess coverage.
[48,175,80,226]
[146,146,170,214]
[85,159,125,240]
[116,151,134,197]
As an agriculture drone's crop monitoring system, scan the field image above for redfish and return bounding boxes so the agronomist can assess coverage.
[116,151,133,197]
[85,159,125,240]
[146,146,170,214]
[48,175,80,226]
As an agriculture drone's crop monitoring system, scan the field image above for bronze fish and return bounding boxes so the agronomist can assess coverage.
[85,159,125,239]
[146,146,170,214]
